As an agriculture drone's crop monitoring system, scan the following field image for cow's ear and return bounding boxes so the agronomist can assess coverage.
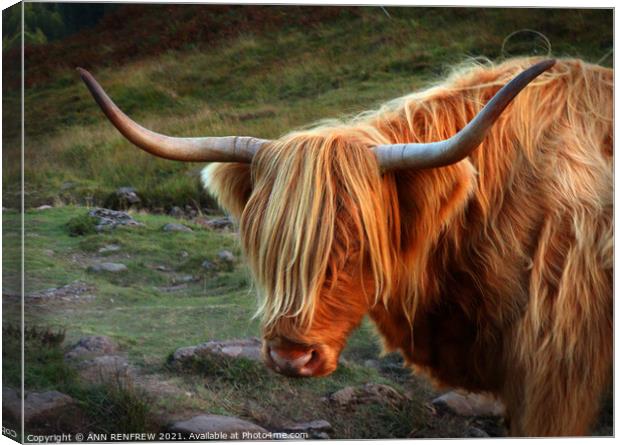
[202,163,252,220]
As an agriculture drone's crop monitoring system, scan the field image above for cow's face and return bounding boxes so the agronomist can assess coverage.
[219,131,396,377]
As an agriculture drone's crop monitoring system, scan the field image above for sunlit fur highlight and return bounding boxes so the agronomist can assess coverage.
[203,57,612,436]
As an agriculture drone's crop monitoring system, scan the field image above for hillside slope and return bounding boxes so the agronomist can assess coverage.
[3,6,612,210]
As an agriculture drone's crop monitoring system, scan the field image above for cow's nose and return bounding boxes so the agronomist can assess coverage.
[266,344,319,377]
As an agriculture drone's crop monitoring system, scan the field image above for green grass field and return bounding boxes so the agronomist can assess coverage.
[2,5,613,438]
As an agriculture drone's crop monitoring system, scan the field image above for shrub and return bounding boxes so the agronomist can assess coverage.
[66,213,98,236]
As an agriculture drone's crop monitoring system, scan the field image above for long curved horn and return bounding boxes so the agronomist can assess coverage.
[373,59,556,171]
[77,68,269,163]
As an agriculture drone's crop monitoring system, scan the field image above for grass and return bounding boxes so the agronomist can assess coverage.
[2,7,612,209]
[4,206,383,366]
[170,345,431,438]
[3,205,437,438]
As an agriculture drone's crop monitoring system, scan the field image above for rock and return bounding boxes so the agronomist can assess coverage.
[363,359,380,369]
[217,250,235,263]
[281,419,332,433]
[169,415,267,435]
[98,244,121,254]
[3,387,75,423]
[168,206,185,218]
[133,375,188,400]
[26,281,96,302]
[280,419,332,438]
[36,204,53,210]
[89,208,144,231]
[180,251,189,258]
[201,260,217,270]
[432,391,505,418]
[88,262,128,273]
[60,181,76,191]
[185,205,198,218]
[172,274,196,284]
[467,427,490,437]
[24,281,94,301]
[325,383,409,407]
[163,223,192,233]
[196,216,235,230]
[116,187,141,205]
[43,249,55,256]
[76,355,133,384]
[172,338,262,365]
[65,335,119,359]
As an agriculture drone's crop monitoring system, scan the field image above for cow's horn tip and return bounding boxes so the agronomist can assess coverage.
[541,59,556,68]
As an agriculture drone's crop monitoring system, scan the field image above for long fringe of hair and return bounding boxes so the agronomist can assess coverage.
[239,129,399,333]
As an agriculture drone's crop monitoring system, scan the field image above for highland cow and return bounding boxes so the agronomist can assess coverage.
[79,57,613,436]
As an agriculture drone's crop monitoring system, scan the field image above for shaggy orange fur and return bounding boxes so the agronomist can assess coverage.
[203,57,613,436]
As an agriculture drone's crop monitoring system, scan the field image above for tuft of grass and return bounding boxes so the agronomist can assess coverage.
[174,353,271,388]
[73,374,153,434]
[3,323,75,390]
[66,213,99,236]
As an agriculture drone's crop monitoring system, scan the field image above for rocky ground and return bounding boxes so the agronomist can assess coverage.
[4,332,509,440]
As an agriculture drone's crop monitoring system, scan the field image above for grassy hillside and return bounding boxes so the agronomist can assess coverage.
[3,6,612,210]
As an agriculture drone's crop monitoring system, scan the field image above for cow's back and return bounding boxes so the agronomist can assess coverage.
[369,58,612,435]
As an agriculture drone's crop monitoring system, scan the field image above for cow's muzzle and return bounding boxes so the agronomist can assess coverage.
[263,337,336,377]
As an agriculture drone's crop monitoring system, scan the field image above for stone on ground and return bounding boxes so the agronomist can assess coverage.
[201,260,217,270]
[65,335,119,359]
[26,281,95,302]
[169,414,267,435]
[116,187,141,205]
[467,426,491,437]
[76,355,133,384]
[279,419,332,438]
[432,391,505,417]
[89,208,144,231]
[172,274,196,284]
[217,250,235,263]
[98,244,121,253]
[172,338,262,365]
[162,223,193,233]
[88,262,127,273]
[168,206,185,218]
[196,216,234,230]
[325,383,409,407]
[3,387,75,423]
